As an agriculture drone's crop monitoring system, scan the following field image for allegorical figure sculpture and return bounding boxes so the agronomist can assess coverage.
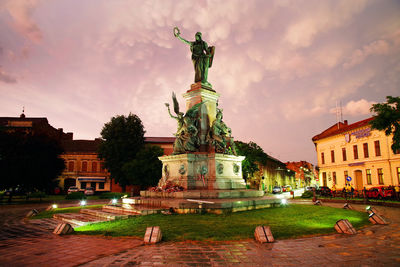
[174,27,215,87]
[165,92,202,154]
[208,108,237,155]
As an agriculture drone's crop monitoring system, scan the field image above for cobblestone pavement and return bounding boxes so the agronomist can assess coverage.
[1,201,400,266]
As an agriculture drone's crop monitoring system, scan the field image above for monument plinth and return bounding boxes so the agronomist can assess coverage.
[158,153,246,190]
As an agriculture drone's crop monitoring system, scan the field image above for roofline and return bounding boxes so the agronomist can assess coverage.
[312,117,374,142]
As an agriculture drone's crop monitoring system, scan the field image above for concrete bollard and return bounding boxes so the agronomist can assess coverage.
[25,209,39,218]
[254,226,274,243]
[144,226,162,244]
[334,219,357,234]
[53,223,74,235]
[368,213,388,225]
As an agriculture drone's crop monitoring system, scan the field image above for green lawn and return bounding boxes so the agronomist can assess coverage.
[32,204,104,219]
[74,204,370,241]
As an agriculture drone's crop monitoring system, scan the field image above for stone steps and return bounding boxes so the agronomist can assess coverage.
[80,209,129,220]
[139,189,264,199]
[53,213,107,227]
[102,204,167,216]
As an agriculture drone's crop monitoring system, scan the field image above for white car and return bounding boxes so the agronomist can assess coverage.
[67,186,79,194]
[272,186,282,194]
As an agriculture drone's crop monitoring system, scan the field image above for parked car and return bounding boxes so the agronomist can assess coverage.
[84,187,95,196]
[317,186,332,197]
[67,186,79,194]
[284,185,293,192]
[272,186,282,194]
[366,186,394,199]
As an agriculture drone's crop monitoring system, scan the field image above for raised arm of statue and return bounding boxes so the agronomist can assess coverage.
[165,103,178,120]
[173,27,191,45]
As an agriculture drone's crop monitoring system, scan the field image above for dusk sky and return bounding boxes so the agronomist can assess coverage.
[0,0,399,165]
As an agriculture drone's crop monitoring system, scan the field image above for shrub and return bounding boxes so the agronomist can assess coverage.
[65,192,86,200]
[99,192,126,199]
[301,190,314,198]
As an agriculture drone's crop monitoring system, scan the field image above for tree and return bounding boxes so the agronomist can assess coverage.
[370,96,400,153]
[122,146,164,188]
[98,113,146,189]
[234,141,269,180]
[0,130,65,201]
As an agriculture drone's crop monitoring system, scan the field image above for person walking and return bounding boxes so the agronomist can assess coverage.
[394,185,399,201]
[331,184,336,198]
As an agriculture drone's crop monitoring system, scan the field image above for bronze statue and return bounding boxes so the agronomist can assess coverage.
[174,27,215,87]
[208,108,237,155]
[165,92,202,154]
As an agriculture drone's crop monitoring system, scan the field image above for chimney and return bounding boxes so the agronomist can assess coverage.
[344,120,348,125]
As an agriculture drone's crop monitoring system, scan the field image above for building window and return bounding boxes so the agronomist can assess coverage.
[80,182,87,189]
[331,150,335,163]
[322,172,327,186]
[375,140,381,156]
[82,161,87,172]
[99,182,105,189]
[363,143,369,158]
[92,162,97,172]
[321,152,325,164]
[353,145,358,160]
[91,182,96,188]
[68,161,74,172]
[342,148,347,161]
[332,171,336,185]
[366,169,372,185]
[100,162,105,171]
[377,168,384,185]
[397,167,400,183]
[344,170,348,185]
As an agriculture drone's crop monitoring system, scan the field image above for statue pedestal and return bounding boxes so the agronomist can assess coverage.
[183,83,220,152]
[158,153,246,190]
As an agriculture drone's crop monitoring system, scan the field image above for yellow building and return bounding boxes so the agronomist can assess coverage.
[312,118,400,190]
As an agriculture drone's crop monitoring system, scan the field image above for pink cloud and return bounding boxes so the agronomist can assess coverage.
[4,0,42,44]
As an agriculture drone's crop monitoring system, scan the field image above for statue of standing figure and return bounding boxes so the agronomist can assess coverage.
[174,27,215,87]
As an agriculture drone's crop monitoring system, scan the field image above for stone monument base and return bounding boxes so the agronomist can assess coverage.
[158,153,246,190]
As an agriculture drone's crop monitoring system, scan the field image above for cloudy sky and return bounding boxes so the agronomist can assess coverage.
[0,0,399,165]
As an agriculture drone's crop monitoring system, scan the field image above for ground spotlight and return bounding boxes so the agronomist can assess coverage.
[52,204,58,209]
[281,199,288,205]
[112,199,117,204]
[343,203,353,210]
[314,200,322,205]
[80,200,87,206]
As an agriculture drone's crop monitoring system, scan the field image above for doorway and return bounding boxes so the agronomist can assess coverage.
[354,170,363,190]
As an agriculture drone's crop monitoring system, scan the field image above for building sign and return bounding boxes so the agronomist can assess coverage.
[348,162,365,166]
[351,128,371,139]
[346,176,352,182]
[8,121,33,127]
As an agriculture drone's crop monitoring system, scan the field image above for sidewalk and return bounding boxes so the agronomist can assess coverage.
[0,202,399,266]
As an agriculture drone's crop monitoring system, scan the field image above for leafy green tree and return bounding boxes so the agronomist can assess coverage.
[370,96,400,153]
[122,145,164,188]
[98,113,146,190]
[234,141,268,180]
[0,130,65,201]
